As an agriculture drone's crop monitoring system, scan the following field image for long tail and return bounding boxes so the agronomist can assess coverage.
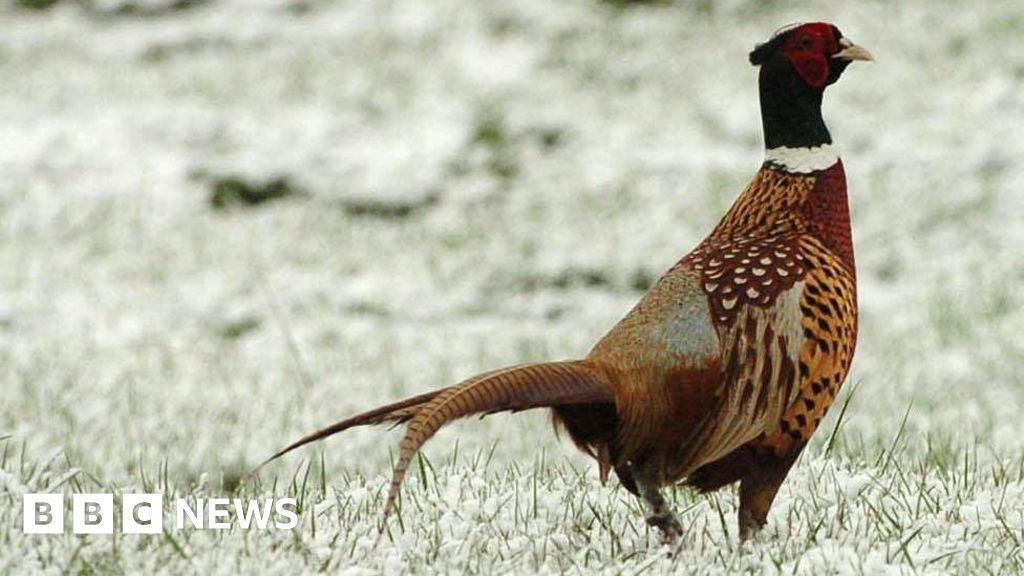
[261,360,615,527]
[258,388,445,468]
[259,365,551,469]
[380,360,613,524]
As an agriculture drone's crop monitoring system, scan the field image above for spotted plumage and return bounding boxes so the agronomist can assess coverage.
[261,23,872,544]
[684,168,815,325]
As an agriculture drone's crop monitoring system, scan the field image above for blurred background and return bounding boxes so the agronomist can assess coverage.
[1,0,1022,571]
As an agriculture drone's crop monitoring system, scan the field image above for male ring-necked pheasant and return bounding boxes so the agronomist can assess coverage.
[264,22,873,542]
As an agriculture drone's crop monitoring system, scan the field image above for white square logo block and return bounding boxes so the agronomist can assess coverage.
[73,494,114,534]
[122,494,163,534]
[23,494,64,534]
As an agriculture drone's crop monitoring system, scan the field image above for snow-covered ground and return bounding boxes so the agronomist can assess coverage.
[1,0,1022,573]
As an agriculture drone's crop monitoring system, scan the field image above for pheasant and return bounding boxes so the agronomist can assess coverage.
[264,22,873,543]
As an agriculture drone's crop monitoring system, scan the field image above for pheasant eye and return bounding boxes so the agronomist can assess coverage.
[798,36,814,49]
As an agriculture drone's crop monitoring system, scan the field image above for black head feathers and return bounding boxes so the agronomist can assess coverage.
[750,22,800,65]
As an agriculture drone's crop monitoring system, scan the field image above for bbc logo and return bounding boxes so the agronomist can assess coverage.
[23,493,299,534]
[23,494,163,535]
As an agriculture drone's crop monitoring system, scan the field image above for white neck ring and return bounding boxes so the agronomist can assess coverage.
[764,144,839,173]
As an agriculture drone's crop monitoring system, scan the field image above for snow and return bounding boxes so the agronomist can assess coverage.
[1,0,1023,573]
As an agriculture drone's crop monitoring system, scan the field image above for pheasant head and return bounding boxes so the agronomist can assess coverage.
[750,23,873,151]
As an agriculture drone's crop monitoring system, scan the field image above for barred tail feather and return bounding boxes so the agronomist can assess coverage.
[259,363,611,472]
[257,388,445,470]
[379,360,614,525]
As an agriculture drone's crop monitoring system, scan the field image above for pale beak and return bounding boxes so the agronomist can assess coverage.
[833,37,875,62]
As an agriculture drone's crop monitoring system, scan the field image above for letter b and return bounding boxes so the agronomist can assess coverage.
[23,494,64,534]
[73,494,114,534]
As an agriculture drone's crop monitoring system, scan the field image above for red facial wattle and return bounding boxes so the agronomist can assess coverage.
[781,22,840,88]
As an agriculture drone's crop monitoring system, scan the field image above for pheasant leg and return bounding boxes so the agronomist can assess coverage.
[639,483,683,544]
